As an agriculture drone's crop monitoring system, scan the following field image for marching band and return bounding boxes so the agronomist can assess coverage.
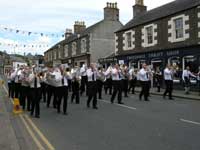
[6,62,199,118]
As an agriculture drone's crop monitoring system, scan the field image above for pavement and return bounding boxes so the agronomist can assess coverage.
[135,87,200,100]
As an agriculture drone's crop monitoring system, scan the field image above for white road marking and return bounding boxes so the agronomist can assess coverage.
[180,119,200,126]
[100,99,137,110]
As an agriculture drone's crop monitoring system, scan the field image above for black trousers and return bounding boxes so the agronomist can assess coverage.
[80,76,88,95]
[123,79,129,97]
[10,81,15,98]
[71,80,80,104]
[87,81,97,107]
[47,85,54,107]
[128,79,137,94]
[105,78,112,95]
[8,82,12,98]
[21,86,31,110]
[57,86,68,114]
[68,79,72,92]
[30,88,41,117]
[139,81,149,101]
[40,82,47,102]
[111,80,122,103]
[163,80,173,99]
[97,80,103,99]
[14,82,21,99]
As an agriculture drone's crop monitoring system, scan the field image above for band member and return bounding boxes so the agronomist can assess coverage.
[71,66,80,104]
[20,67,31,111]
[10,69,16,98]
[29,70,41,118]
[138,63,151,101]
[40,71,47,102]
[128,68,137,94]
[97,67,105,99]
[110,64,124,104]
[122,65,129,97]
[66,68,72,92]
[57,67,69,115]
[86,63,98,109]
[154,67,162,92]
[197,67,200,96]
[46,67,56,108]
[182,66,196,94]
[163,64,174,100]
[104,66,112,95]
[7,70,13,98]
[80,64,88,96]
[14,67,22,99]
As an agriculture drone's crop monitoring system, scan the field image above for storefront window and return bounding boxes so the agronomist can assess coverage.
[168,57,182,80]
[183,56,198,73]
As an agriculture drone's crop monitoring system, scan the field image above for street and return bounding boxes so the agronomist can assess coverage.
[8,89,200,150]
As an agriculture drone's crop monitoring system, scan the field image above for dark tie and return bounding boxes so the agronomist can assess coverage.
[62,77,64,85]
[34,77,37,88]
[118,72,121,79]
[146,73,149,80]
[92,72,95,81]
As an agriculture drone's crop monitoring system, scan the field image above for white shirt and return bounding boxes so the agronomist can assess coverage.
[138,68,149,81]
[28,73,41,88]
[164,68,173,80]
[182,70,196,81]
[80,66,87,76]
[87,68,97,82]
[52,71,62,87]
[111,68,121,81]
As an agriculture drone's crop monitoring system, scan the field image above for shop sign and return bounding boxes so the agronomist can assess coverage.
[166,50,180,57]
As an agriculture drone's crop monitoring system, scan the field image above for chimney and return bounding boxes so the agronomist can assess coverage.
[65,28,72,39]
[104,2,119,21]
[74,21,86,34]
[133,0,147,18]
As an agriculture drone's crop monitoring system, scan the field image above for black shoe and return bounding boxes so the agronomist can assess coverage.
[87,104,90,108]
[35,115,40,118]
[124,95,128,98]
[163,95,166,99]
[110,100,114,104]
[63,112,68,115]
[169,98,174,100]
[118,102,124,104]
[93,106,98,109]
[139,96,142,101]
[145,99,150,101]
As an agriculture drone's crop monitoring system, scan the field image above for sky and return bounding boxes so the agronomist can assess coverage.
[0,0,174,55]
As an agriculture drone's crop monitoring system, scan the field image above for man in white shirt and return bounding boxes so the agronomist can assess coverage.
[86,63,98,109]
[28,69,41,118]
[182,66,196,94]
[163,64,174,100]
[110,64,124,104]
[80,64,88,96]
[138,63,151,101]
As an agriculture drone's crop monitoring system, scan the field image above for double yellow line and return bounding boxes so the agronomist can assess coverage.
[2,84,55,150]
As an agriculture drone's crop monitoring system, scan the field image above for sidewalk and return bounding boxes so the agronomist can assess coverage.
[0,86,20,150]
[135,87,200,100]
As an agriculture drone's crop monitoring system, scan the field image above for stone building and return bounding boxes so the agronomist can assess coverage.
[44,2,123,67]
[109,0,200,76]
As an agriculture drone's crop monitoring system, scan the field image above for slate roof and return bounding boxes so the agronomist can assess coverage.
[116,0,200,33]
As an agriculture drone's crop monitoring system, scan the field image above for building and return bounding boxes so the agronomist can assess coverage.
[0,51,11,74]
[44,2,123,67]
[114,0,200,76]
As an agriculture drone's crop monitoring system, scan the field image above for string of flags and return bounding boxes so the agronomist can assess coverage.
[0,25,65,38]
[0,42,49,48]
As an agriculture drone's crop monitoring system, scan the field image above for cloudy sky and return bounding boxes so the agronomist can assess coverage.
[0,0,174,55]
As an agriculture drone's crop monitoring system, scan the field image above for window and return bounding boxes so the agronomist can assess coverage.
[146,26,153,44]
[53,51,57,60]
[174,18,184,39]
[64,45,68,57]
[81,39,87,53]
[58,51,61,59]
[72,42,77,56]
[126,32,132,48]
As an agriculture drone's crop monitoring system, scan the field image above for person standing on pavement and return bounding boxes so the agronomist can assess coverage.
[29,69,41,118]
[110,64,124,104]
[86,63,98,109]
[163,64,174,100]
[182,66,196,94]
[138,63,151,101]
